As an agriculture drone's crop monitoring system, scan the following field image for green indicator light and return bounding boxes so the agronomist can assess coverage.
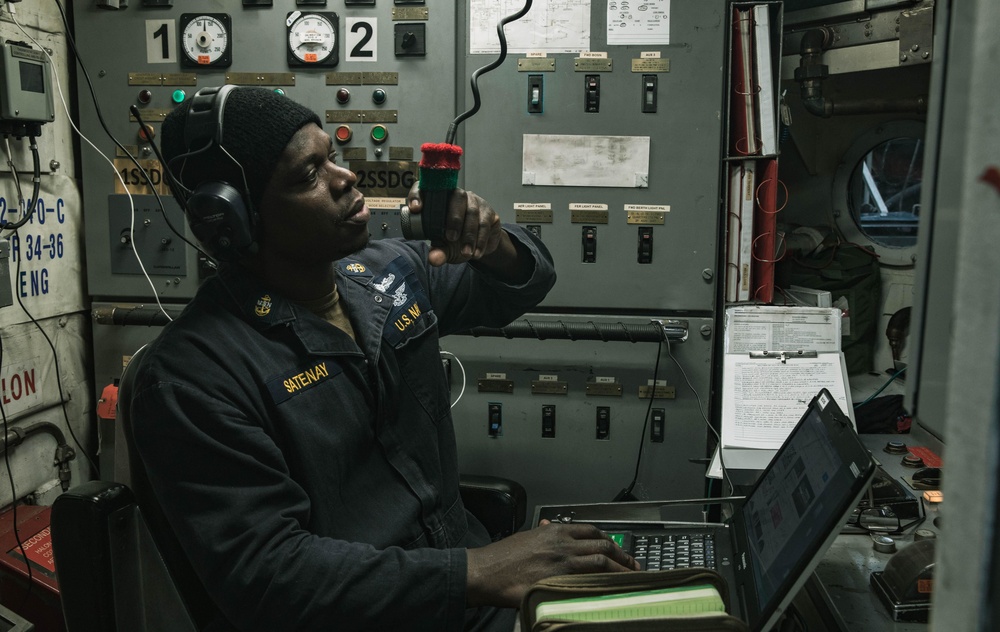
[273,88,285,96]
[371,126,387,142]
[171,90,186,104]
[609,533,624,547]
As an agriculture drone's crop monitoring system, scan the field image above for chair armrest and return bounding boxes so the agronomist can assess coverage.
[52,481,135,631]
[459,474,527,541]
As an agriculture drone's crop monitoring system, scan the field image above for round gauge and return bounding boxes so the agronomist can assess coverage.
[179,13,232,68]
[286,11,340,67]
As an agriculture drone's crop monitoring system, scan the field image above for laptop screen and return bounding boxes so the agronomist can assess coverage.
[739,396,862,612]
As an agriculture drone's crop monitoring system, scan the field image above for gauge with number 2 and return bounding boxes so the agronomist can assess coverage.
[286,11,339,67]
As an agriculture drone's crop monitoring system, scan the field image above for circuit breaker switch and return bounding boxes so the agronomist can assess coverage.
[582,226,597,263]
[650,408,665,442]
[542,405,556,438]
[527,74,544,114]
[642,74,658,113]
[596,406,611,440]
[585,75,600,112]
[637,226,653,263]
[488,403,503,438]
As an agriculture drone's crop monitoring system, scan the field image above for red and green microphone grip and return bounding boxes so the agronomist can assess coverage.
[400,142,463,241]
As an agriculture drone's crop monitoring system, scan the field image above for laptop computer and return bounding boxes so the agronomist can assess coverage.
[546,388,876,632]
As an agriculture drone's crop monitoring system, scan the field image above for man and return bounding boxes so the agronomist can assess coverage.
[128,87,636,632]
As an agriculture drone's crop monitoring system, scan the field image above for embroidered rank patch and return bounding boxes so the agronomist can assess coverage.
[266,359,343,404]
[255,295,273,317]
[340,261,370,276]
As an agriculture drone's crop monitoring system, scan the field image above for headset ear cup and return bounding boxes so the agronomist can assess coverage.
[186,181,254,261]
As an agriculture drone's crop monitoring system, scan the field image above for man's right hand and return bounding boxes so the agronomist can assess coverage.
[465,520,640,608]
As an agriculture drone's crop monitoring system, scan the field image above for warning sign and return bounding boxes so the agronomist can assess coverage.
[6,525,56,578]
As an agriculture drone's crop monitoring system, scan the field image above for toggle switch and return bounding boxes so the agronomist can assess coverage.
[596,406,611,440]
[488,403,502,437]
[641,74,658,113]
[584,75,600,113]
[637,226,653,264]
[650,408,665,442]
[542,404,556,438]
[582,226,597,263]
[527,74,543,114]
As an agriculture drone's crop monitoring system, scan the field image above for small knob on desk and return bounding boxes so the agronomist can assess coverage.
[872,535,897,554]
[884,440,908,454]
[914,528,937,541]
[902,454,925,468]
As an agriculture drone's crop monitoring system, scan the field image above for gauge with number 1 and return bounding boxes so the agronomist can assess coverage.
[179,13,232,68]
[286,11,339,67]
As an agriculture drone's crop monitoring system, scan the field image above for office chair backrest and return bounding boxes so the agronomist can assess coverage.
[117,345,221,628]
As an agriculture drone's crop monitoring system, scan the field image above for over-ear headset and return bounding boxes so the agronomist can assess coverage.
[168,85,255,262]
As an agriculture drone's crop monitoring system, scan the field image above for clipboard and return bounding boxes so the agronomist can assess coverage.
[715,306,854,473]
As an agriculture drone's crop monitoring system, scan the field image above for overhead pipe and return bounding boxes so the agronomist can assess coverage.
[794,28,927,118]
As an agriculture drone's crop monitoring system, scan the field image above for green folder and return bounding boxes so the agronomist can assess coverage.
[535,583,726,622]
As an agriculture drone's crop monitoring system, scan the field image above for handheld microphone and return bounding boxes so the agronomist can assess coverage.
[400,142,463,242]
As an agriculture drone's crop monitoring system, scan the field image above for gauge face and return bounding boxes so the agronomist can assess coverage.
[179,13,232,68]
[286,11,339,67]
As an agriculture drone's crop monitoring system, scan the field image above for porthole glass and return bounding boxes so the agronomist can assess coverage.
[847,137,923,248]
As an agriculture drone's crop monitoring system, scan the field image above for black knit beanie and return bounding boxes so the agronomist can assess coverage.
[161,87,321,210]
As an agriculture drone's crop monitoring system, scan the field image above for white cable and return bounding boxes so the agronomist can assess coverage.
[439,350,466,409]
[9,8,173,322]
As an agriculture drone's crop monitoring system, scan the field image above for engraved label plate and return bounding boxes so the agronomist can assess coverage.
[225,73,295,86]
[161,73,198,86]
[327,110,365,124]
[392,7,429,20]
[515,209,554,223]
[128,73,164,86]
[531,380,568,395]
[570,209,609,224]
[586,382,623,396]
[638,385,677,399]
[388,146,414,161]
[362,110,398,124]
[626,211,665,225]
[478,379,514,394]
[574,58,613,72]
[631,59,670,73]
[517,58,556,72]
[327,72,365,85]
[363,72,399,85]
[342,147,367,161]
[128,109,171,122]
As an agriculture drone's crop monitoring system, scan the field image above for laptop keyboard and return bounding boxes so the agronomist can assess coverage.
[631,533,717,571]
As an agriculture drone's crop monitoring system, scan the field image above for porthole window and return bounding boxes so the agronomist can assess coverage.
[847,138,923,248]
[832,121,925,266]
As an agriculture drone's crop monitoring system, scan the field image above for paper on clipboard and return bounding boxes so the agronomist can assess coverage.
[724,305,842,354]
[714,306,853,474]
